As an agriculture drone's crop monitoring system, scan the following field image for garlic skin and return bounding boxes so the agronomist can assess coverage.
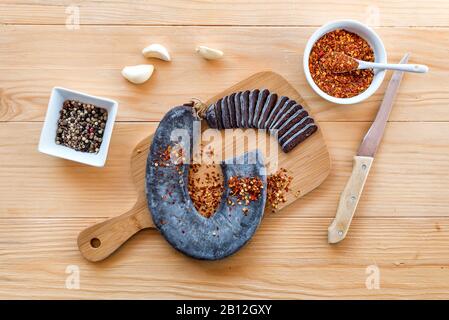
[142,44,171,61]
[121,64,154,84]
[196,46,223,60]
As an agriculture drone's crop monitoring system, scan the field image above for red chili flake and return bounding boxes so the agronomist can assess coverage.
[267,168,293,212]
[153,144,186,169]
[188,163,224,218]
[309,29,374,98]
[321,51,359,74]
[228,176,264,209]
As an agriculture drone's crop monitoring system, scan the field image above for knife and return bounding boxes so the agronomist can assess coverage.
[328,53,410,244]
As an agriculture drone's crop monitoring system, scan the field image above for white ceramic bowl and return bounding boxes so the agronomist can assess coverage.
[303,20,387,104]
[38,87,118,167]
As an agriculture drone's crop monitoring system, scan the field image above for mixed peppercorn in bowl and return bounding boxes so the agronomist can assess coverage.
[38,87,118,167]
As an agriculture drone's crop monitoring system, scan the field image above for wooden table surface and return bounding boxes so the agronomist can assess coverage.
[1,1,449,299]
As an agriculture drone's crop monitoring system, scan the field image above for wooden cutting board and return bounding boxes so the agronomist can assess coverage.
[78,71,331,262]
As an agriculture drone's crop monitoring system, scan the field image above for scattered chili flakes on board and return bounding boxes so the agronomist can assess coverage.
[267,168,293,212]
[228,176,264,215]
[187,166,293,217]
[188,163,224,218]
[309,29,375,98]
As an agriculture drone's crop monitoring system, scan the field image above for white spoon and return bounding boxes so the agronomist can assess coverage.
[322,52,429,74]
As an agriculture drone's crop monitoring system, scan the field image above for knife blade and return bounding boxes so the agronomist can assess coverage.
[357,53,410,157]
[328,53,410,244]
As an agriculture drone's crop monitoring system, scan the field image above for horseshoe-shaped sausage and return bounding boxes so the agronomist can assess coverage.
[146,105,267,260]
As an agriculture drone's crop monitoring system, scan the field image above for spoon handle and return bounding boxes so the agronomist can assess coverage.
[358,61,429,73]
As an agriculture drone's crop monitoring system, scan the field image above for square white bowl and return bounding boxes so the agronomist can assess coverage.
[38,87,118,167]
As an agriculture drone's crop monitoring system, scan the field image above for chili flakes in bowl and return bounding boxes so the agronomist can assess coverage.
[308,29,375,98]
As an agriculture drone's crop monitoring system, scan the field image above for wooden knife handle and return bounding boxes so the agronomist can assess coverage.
[328,156,373,244]
[78,203,154,262]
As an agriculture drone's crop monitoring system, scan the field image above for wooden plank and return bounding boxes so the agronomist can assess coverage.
[1,121,449,219]
[1,0,448,27]
[0,0,446,302]
[0,26,446,122]
[1,216,449,299]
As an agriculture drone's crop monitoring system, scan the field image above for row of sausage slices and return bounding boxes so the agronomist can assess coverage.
[204,89,318,153]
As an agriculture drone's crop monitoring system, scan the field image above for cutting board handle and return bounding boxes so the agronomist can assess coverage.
[78,203,154,262]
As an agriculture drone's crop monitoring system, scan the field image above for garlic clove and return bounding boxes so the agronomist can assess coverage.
[121,64,154,84]
[142,43,171,61]
[196,46,224,60]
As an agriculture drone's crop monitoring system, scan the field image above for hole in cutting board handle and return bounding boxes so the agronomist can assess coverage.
[90,238,101,248]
